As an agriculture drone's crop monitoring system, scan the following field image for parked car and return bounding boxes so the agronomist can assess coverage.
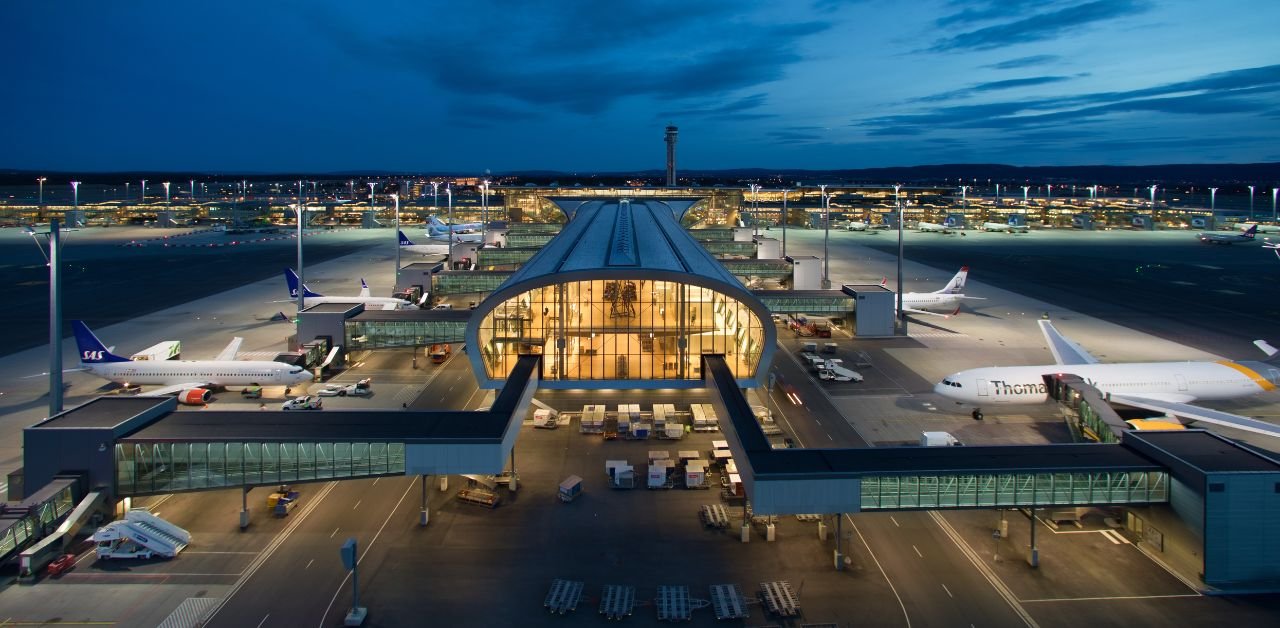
[317,378,372,397]
[281,396,323,411]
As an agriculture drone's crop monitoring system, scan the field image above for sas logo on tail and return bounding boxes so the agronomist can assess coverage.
[82,350,105,361]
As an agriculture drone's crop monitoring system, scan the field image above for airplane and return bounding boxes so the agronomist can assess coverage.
[1237,222,1280,234]
[917,221,953,234]
[283,269,422,310]
[882,266,985,318]
[398,230,450,255]
[982,219,1029,233]
[933,319,1280,439]
[845,220,888,232]
[432,214,486,236]
[70,321,314,404]
[1198,224,1257,245]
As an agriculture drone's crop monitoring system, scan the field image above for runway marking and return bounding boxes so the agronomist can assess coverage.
[942,583,954,598]
[826,433,834,441]
[1192,264,1223,270]
[912,545,923,558]
[890,516,900,527]
[353,500,362,510]
[305,559,314,570]
[1132,541,1205,594]
[330,527,339,538]
[813,419,822,426]
[928,511,1038,627]
[256,615,270,628]
[373,478,380,486]
[1215,289,1245,295]
[848,515,912,628]
[1020,593,1202,603]
[182,551,258,555]
[319,479,417,628]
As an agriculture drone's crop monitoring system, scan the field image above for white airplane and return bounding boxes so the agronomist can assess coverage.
[982,220,1029,233]
[917,221,954,234]
[426,215,483,243]
[284,269,421,310]
[883,266,984,318]
[398,230,449,255]
[71,321,314,404]
[845,220,888,232]
[934,319,1280,439]
[1198,224,1257,244]
[1238,222,1280,234]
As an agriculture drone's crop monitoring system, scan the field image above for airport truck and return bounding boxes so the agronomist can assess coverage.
[429,343,452,364]
[817,360,863,382]
[91,509,191,560]
[921,431,963,447]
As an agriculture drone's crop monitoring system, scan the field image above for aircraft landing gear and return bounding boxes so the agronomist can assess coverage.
[285,387,292,395]
[972,409,984,421]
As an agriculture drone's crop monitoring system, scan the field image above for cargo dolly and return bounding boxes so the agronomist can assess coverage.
[655,585,691,622]
[544,579,584,615]
[599,584,636,620]
[759,580,800,617]
[709,584,749,620]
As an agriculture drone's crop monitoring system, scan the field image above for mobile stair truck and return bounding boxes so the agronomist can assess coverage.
[92,509,191,560]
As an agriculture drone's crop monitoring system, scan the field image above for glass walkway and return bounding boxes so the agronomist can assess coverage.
[116,441,407,496]
[432,270,513,296]
[0,478,77,563]
[859,470,1168,510]
[752,290,855,315]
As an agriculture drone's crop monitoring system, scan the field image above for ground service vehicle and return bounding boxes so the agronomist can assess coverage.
[559,475,583,502]
[92,510,190,560]
[317,378,372,397]
[46,554,77,576]
[282,395,323,410]
[921,431,963,446]
[240,385,263,399]
[430,344,452,364]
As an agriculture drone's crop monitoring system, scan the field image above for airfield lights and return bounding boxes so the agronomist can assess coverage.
[37,176,46,207]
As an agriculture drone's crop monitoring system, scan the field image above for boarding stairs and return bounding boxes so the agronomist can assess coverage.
[93,509,190,558]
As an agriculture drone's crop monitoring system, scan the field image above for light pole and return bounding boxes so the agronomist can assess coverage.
[1272,188,1278,221]
[994,183,1000,205]
[431,181,440,209]
[481,179,490,245]
[820,184,830,287]
[163,181,171,206]
[1248,185,1256,220]
[894,184,906,336]
[1046,184,1053,203]
[781,189,790,258]
[446,185,454,239]
[37,176,46,207]
[392,193,401,285]
[1210,187,1218,212]
[293,203,312,317]
[1021,185,1029,207]
[46,218,64,416]
[141,179,147,202]
[1149,185,1158,210]
[348,180,355,201]
[71,180,80,210]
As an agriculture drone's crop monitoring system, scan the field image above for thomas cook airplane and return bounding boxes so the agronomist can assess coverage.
[934,319,1280,439]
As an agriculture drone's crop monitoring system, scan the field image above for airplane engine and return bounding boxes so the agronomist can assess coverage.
[179,388,211,405]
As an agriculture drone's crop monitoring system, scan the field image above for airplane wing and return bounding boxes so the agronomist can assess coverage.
[141,382,211,397]
[1109,394,1280,439]
[381,302,398,311]
[214,337,244,362]
[1038,320,1098,366]
[902,307,952,318]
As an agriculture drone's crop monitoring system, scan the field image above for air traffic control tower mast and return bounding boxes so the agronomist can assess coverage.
[665,125,678,187]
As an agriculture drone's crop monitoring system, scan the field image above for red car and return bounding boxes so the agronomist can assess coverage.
[47,553,77,577]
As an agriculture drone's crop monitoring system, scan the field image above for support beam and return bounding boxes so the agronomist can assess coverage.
[419,475,429,527]
[240,487,250,529]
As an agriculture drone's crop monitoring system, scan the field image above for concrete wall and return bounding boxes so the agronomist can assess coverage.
[791,256,821,290]
[755,237,780,259]
[1204,472,1280,588]
[23,427,117,500]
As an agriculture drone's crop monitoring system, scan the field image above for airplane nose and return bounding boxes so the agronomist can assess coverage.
[933,382,950,397]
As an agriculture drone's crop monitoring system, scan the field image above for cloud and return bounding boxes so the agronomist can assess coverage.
[767,130,824,142]
[312,2,830,116]
[934,0,1047,28]
[915,75,1075,102]
[982,55,1061,70]
[659,93,776,120]
[929,1,1150,52]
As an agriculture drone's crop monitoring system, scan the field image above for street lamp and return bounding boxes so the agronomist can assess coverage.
[1248,185,1256,220]
[481,179,490,245]
[141,179,148,202]
[994,183,1000,204]
[71,180,80,210]
[190,179,195,201]
[163,181,171,205]
[781,188,790,258]
[37,176,46,207]
[430,181,440,209]
[1149,185,1158,210]
[894,184,906,336]
[1021,185,1030,207]
[392,193,401,285]
[820,184,830,287]
[1046,184,1053,202]
[1273,188,1278,221]
[1210,187,1218,212]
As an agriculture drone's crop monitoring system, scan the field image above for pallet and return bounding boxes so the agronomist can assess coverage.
[700,504,730,529]
[709,584,749,620]
[599,584,636,620]
[544,579,584,615]
[655,585,691,622]
[456,488,500,509]
[759,581,800,617]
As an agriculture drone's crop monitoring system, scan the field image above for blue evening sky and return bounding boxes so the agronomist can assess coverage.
[3,0,1278,172]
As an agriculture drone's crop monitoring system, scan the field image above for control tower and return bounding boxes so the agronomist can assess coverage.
[664,125,678,187]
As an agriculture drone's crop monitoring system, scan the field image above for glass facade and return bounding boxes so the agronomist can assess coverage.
[432,272,513,296]
[116,441,406,495]
[756,295,854,315]
[477,279,765,383]
[860,470,1168,510]
[346,319,467,349]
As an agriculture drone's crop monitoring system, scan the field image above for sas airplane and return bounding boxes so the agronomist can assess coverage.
[398,230,449,255]
[982,219,1029,233]
[916,221,953,234]
[882,266,984,318]
[284,269,422,310]
[934,319,1280,439]
[1198,224,1256,244]
[1238,222,1280,234]
[426,216,483,243]
[71,321,314,404]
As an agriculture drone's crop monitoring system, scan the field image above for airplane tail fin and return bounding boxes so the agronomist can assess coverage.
[284,269,322,299]
[935,267,969,294]
[71,321,131,364]
[427,215,446,231]
[398,230,414,246]
[1254,340,1280,362]
[1243,224,1258,239]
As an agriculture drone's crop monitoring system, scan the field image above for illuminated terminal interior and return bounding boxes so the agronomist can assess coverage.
[465,198,775,389]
